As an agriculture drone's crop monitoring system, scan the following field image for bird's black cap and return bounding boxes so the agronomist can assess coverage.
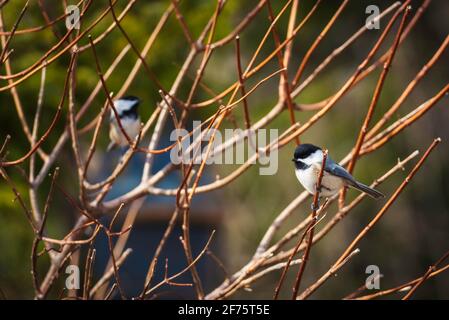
[120,95,141,104]
[293,143,321,160]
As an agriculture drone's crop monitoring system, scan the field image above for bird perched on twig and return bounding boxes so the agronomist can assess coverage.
[292,144,384,204]
[107,96,141,152]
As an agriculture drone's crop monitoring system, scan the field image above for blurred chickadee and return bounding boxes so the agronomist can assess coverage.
[292,144,384,202]
[107,96,141,152]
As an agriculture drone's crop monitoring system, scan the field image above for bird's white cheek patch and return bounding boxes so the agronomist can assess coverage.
[301,150,324,166]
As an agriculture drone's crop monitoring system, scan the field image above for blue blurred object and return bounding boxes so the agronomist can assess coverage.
[91,129,224,299]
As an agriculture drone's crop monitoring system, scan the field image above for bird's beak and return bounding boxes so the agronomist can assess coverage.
[291,158,296,162]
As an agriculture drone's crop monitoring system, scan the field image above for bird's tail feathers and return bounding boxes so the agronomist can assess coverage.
[349,181,385,199]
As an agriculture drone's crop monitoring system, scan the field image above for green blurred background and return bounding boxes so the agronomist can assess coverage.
[0,0,448,299]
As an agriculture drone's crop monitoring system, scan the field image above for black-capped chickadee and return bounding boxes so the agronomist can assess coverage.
[292,144,384,200]
[107,96,141,152]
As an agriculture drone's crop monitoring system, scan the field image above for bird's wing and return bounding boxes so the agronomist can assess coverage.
[324,161,357,185]
[324,159,385,199]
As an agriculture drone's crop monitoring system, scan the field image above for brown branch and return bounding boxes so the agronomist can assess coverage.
[291,1,402,99]
[367,34,449,139]
[291,150,328,299]
[0,166,36,231]
[82,246,96,300]
[77,0,137,52]
[0,0,28,63]
[273,199,327,299]
[235,35,251,129]
[265,0,298,145]
[339,6,411,207]
[0,54,76,167]
[0,0,113,92]
[89,248,133,298]
[144,230,215,298]
[276,0,411,147]
[361,83,449,155]
[171,0,197,50]
[0,0,93,81]
[402,249,449,300]
[298,138,442,299]
[31,167,59,296]
[354,263,449,300]
[291,0,348,87]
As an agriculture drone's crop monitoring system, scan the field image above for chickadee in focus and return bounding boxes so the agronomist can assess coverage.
[107,96,141,152]
[292,144,384,202]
